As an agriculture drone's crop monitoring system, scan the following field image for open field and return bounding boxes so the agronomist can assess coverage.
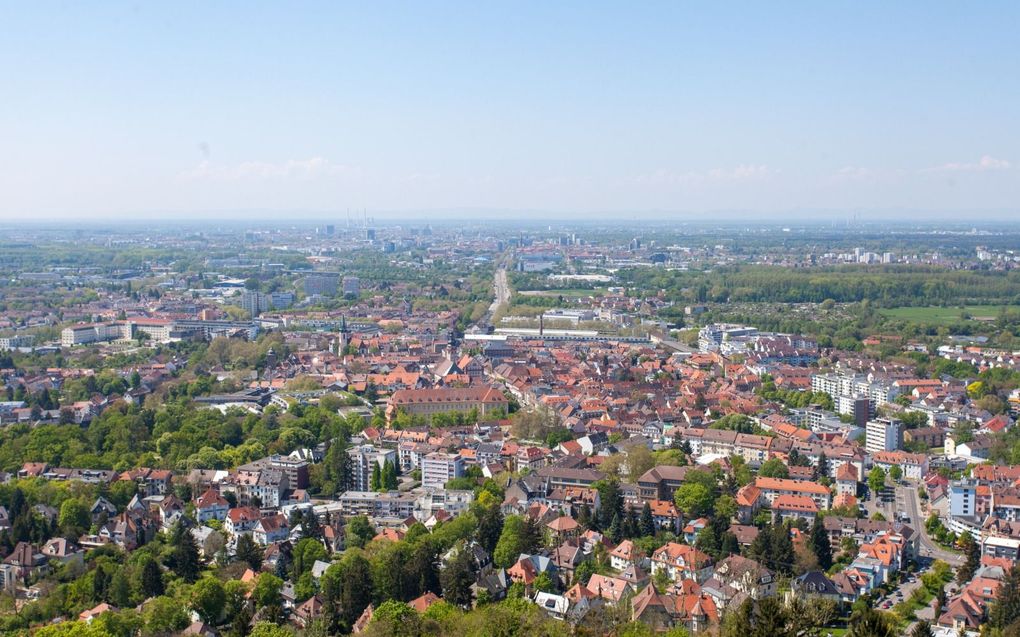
[880,305,1019,324]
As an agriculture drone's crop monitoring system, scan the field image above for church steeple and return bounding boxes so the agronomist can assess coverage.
[338,314,350,354]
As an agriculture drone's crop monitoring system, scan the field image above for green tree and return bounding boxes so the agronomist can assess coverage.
[366,600,421,637]
[957,532,980,584]
[475,502,504,554]
[759,458,790,479]
[810,518,832,571]
[140,558,164,598]
[868,466,887,494]
[223,580,251,626]
[714,494,737,521]
[252,573,284,610]
[58,499,90,537]
[441,547,476,608]
[142,596,190,636]
[888,465,903,482]
[167,522,202,583]
[249,622,294,637]
[595,479,624,530]
[988,564,1020,629]
[294,572,316,603]
[405,539,441,597]
[640,502,655,537]
[847,606,897,637]
[371,462,382,491]
[235,533,263,570]
[191,577,226,625]
[910,620,934,637]
[770,524,795,576]
[346,515,375,549]
[493,515,531,568]
[673,482,713,518]
[292,537,328,580]
[339,553,374,628]
[534,571,555,594]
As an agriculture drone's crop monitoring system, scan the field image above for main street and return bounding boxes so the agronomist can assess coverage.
[477,263,511,331]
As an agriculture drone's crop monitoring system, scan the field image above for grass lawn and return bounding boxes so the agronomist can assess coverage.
[880,305,1018,324]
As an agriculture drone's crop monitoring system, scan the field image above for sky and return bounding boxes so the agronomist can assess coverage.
[1,2,1018,221]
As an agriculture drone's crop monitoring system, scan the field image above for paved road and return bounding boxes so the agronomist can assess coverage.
[900,484,964,566]
[491,268,510,314]
[479,266,511,329]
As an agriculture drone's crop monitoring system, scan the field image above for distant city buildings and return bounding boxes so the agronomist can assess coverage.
[342,276,361,297]
[0,335,34,351]
[240,290,294,317]
[698,324,758,353]
[60,318,257,347]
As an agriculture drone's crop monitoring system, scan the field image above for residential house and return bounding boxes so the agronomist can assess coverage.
[650,542,713,584]
[194,488,230,524]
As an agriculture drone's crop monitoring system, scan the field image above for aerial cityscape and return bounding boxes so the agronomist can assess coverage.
[2,3,1019,637]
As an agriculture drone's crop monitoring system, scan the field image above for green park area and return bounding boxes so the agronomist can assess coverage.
[880,305,1019,325]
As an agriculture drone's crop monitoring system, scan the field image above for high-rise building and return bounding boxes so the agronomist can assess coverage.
[949,479,977,519]
[866,418,902,454]
[304,272,339,296]
[342,276,361,297]
[346,445,398,491]
[269,292,294,309]
[421,452,465,489]
[240,290,269,317]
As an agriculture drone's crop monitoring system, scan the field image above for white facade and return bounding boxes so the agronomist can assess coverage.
[346,445,398,492]
[865,418,901,454]
[421,452,464,489]
[949,480,977,519]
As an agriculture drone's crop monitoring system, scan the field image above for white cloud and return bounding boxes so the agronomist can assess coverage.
[180,157,358,181]
[925,155,1011,173]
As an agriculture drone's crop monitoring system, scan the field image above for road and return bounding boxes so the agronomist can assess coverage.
[900,484,964,566]
[477,266,511,330]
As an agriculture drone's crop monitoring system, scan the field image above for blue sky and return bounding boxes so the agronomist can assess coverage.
[1,2,1018,220]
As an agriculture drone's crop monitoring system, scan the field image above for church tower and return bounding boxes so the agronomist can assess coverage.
[338,314,350,354]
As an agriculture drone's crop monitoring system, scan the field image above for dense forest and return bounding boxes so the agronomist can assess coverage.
[620,265,1020,307]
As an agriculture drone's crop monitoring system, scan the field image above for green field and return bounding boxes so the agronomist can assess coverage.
[880,305,1018,324]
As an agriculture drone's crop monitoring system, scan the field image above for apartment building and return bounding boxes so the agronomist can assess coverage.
[338,490,417,519]
[304,272,339,296]
[421,452,465,489]
[812,372,898,418]
[346,444,398,492]
[0,335,34,351]
[865,418,902,454]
